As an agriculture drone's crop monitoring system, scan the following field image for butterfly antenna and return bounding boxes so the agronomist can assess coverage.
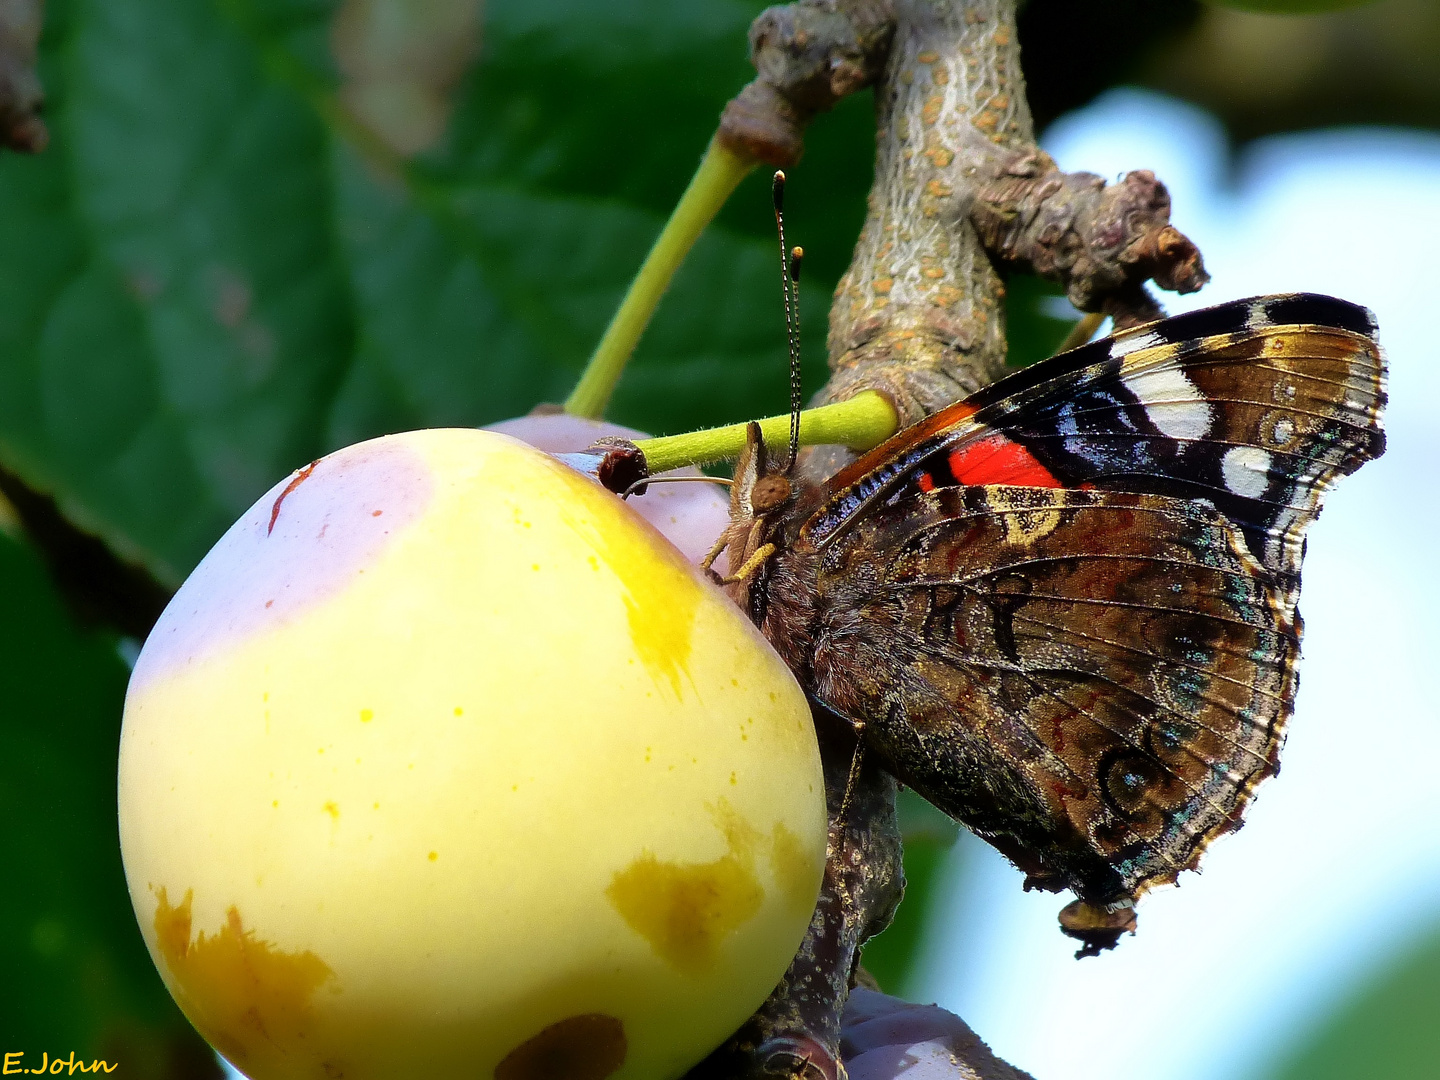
[787,245,804,472]
[772,171,803,474]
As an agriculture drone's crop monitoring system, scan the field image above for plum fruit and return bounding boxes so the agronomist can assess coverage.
[118,428,826,1080]
[484,413,732,567]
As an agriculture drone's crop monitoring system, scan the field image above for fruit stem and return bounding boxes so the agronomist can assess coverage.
[565,139,755,420]
[635,391,898,472]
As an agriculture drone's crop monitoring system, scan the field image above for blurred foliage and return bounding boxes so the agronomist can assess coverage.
[1144,0,1440,142]
[1017,0,1203,133]
[1,0,852,587]
[1209,0,1380,12]
[0,528,220,1077]
[860,840,952,999]
[1002,276,1079,369]
[1265,920,1440,1079]
[0,0,1433,1072]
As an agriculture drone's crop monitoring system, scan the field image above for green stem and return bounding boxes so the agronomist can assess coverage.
[564,139,756,419]
[636,391,898,473]
[1057,311,1105,353]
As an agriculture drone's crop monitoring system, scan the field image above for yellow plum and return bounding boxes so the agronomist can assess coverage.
[118,428,825,1080]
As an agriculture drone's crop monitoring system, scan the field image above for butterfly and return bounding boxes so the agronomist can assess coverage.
[713,293,1385,955]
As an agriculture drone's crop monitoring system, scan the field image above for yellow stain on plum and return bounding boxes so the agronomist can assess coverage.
[152,887,335,1068]
[556,491,699,701]
[606,799,817,974]
[769,822,822,916]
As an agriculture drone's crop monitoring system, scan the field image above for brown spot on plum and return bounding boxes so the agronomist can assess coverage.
[268,461,319,535]
[494,1013,626,1080]
[151,888,335,1068]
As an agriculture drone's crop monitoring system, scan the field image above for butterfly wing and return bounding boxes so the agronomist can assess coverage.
[764,293,1384,922]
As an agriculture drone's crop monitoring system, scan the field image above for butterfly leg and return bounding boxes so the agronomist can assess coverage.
[834,721,867,836]
[686,709,903,1080]
[723,542,778,585]
[699,530,731,574]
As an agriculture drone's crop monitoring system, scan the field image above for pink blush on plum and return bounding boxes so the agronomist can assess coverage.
[129,435,435,692]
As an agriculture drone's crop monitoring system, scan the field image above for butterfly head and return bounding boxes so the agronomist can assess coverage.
[729,421,795,528]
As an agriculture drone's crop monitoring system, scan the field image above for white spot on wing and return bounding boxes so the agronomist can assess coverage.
[1122,366,1214,441]
[1110,330,1164,357]
[1222,446,1272,499]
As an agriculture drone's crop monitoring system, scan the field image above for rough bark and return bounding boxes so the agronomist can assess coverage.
[821,0,1207,429]
[719,0,896,168]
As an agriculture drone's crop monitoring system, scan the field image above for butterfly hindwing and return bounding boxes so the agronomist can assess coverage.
[773,484,1297,905]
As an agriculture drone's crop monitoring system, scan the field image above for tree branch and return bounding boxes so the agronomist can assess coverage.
[823,0,1206,428]
[719,0,896,168]
[691,711,906,1080]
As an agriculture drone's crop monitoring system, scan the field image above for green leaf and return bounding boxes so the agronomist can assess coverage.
[0,528,215,1076]
[1264,920,1440,1080]
[0,0,874,578]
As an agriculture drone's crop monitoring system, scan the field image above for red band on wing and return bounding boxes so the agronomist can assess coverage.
[947,434,1062,488]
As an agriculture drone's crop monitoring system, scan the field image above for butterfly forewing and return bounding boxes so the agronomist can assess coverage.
[802,293,1385,608]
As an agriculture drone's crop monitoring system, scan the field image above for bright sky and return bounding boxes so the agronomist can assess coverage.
[912,88,1440,1080]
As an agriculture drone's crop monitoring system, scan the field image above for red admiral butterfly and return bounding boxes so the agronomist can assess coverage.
[716,292,1386,955]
